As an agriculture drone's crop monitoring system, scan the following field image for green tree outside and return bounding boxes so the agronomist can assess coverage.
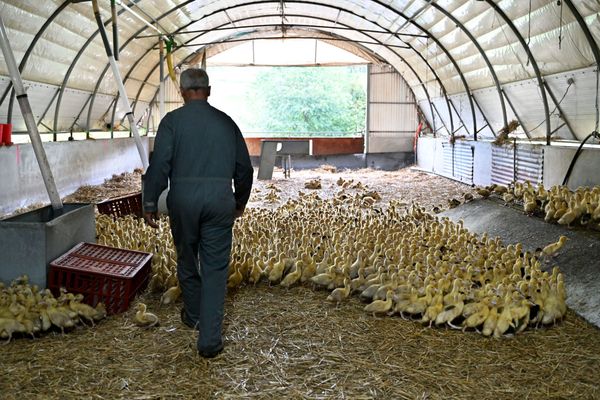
[248,66,366,136]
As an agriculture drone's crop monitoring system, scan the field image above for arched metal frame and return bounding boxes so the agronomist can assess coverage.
[89,4,451,134]
[367,0,476,135]
[0,0,71,122]
[563,0,600,66]
[122,0,471,136]
[51,0,188,137]
[483,0,551,144]
[36,0,498,138]
[426,1,507,140]
[120,10,455,135]
[5,0,598,143]
[137,15,440,134]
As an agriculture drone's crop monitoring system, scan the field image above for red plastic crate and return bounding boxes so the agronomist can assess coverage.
[48,242,152,315]
[96,192,143,218]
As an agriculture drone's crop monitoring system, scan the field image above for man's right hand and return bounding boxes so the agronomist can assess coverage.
[144,211,159,228]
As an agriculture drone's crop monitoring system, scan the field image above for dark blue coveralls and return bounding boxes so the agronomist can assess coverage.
[143,99,253,354]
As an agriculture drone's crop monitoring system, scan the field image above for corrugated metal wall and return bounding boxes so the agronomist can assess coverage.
[442,141,474,184]
[491,143,544,186]
[367,64,418,153]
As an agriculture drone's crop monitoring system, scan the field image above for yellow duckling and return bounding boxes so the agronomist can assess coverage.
[44,299,76,334]
[349,250,365,279]
[405,284,434,316]
[482,303,499,337]
[435,290,464,329]
[134,303,159,327]
[493,294,515,337]
[557,200,578,226]
[475,187,491,198]
[541,235,568,257]
[310,267,335,288]
[160,285,182,306]
[393,287,416,319]
[227,265,244,289]
[523,193,537,214]
[541,279,567,325]
[268,254,287,284]
[68,295,106,325]
[462,297,491,332]
[509,293,531,333]
[327,278,351,305]
[364,290,393,317]
[248,260,264,285]
[502,192,515,204]
[421,290,443,327]
[280,261,303,288]
[300,256,317,283]
[494,185,508,194]
[0,317,26,343]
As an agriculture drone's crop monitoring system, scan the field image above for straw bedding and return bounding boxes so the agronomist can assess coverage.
[1,286,599,399]
[1,168,599,399]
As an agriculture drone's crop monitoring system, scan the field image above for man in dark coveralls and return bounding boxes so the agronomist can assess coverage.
[143,68,253,358]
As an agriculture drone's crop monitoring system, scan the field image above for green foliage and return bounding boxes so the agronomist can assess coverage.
[249,66,366,135]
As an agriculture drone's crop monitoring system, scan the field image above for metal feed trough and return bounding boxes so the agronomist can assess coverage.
[0,204,96,287]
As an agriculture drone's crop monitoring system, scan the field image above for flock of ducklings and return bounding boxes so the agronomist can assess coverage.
[96,213,178,293]
[97,187,567,338]
[0,276,106,342]
[476,181,600,228]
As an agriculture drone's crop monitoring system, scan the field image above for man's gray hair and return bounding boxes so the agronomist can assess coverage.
[180,68,210,90]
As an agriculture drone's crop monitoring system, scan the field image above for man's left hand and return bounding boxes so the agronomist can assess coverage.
[144,211,159,229]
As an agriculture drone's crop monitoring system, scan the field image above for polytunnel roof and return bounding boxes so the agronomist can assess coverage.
[0,0,599,141]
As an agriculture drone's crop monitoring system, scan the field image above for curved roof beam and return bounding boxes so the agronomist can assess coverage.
[563,0,600,66]
[125,15,447,135]
[179,0,475,134]
[0,0,71,120]
[356,0,475,135]
[52,0,193,134]
[122,1,458,133]
[563,0,600,138]
[140,23,438,134]
[127,14,440,134]
[94,6,447,132]
[426,1,507,140]
[483,0,551,144]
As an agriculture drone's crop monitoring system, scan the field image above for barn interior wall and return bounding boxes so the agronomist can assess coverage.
[417,137,600,189]
[543,146,600,189]
[0,138,148,215]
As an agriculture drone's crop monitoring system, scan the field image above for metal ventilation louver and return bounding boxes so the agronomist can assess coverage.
[491,143,544,186]
[442,141,473,184]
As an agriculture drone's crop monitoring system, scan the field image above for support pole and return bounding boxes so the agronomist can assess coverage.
[0,16,63,212]
[111,0,119,61]
[92,0,149,171]
[502,88,531,139]
[472,95,495,138]
[543,80,577,141]
[159,39,165,119]
[365,64,371,157]
[431,102,450,136]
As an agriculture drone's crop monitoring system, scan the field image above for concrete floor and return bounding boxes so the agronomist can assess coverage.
[441,198,600,328]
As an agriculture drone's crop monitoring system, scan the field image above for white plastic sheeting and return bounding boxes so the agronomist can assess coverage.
[0,0,598,140]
